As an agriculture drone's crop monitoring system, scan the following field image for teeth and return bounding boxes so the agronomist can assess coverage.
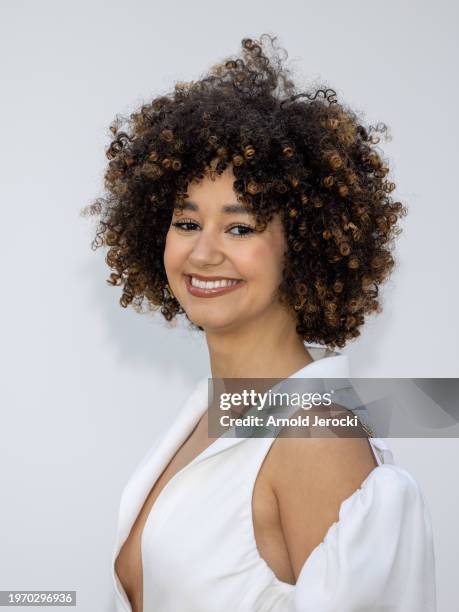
[190,277,239,289]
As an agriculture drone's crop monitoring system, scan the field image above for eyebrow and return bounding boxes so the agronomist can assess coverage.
[181,200,252,215]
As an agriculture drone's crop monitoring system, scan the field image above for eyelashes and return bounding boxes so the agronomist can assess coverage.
[171,218,256,238]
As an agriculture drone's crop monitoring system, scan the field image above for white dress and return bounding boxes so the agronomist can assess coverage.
[111,347,437,612]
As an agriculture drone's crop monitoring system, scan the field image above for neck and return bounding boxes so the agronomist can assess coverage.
[204,305,313,379]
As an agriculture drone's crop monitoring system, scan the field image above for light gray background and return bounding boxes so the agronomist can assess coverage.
[1,1,458,610]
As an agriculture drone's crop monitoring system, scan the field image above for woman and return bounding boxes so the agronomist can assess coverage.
[83,34,436,612]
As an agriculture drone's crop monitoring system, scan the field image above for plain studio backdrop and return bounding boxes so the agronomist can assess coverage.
[0,1,457,610]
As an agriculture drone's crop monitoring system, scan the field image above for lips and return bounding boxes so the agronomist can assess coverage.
[184,274,245,298]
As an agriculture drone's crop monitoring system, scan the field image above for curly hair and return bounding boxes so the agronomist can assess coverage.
[81,33,407,349]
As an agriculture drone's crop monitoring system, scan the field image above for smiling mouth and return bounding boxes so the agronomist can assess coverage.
[184,274,245,298]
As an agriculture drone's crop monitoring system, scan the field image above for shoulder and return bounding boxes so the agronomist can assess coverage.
[268,409,380,500]
[267,409,431,581]
[266,421,376,576]
[265,410,437,608]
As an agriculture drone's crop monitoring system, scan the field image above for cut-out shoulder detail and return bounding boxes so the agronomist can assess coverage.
[267,434,382,581]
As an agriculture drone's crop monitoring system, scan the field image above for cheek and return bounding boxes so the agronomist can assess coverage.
[163,231,187,273]
[237,239,285,284]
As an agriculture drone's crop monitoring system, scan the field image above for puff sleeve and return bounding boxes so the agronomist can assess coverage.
[290,464,437,612]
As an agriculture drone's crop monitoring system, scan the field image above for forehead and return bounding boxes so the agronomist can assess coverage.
[182,166,251,215]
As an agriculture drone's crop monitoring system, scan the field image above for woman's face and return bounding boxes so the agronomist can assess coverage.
[164,165,288,333]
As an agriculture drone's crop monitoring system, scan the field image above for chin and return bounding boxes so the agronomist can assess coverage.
[186,310,242,332]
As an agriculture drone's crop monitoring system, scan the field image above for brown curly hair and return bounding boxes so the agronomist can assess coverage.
[81,33,407,349]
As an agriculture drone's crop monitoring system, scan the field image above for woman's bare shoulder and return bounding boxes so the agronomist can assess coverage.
[265,409,378,581]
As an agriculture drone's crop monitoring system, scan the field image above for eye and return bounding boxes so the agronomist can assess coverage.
[227,224,256,238]
[171,218,200,232]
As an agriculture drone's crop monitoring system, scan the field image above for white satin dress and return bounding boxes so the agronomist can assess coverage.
[111,347,437,612]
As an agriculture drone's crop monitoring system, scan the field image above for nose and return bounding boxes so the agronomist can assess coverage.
[187,227,225,268]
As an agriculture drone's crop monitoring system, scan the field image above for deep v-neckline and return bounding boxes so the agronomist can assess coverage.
[113,376,277,611]
[112,349,353,611]
[113,378,231,612]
